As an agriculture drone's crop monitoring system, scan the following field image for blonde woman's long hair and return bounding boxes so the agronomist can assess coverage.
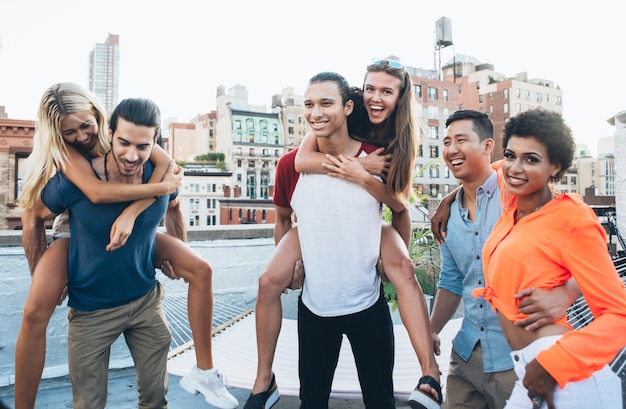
[18,83,110,209]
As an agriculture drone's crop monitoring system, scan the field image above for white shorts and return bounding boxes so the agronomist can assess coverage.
[505,335,622,409]
[51,210,70,240]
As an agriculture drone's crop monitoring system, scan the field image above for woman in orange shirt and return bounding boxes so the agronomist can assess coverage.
[474,109,626,408]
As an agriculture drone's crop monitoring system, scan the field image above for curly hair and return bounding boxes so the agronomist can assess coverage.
[503,108,574,181]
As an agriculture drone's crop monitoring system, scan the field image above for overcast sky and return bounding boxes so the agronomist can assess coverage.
[1,0,624,155]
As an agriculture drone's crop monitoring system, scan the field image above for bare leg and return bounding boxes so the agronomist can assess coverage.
[155,233,214,370]
[15,238,69,409]
[251,228,302,394]
[380,224,441,399]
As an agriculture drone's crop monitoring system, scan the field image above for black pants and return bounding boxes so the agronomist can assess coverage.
[297,290,395,409]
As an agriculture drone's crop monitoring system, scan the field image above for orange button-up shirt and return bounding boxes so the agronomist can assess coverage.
[475,192,626,388]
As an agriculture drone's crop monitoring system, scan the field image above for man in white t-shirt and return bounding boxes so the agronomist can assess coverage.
[272,72,395,409]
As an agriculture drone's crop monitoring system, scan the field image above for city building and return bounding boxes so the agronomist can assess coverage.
[407,63,459,198]
[0,114,35,229]
[442,54,564,161]
[271,87,308,152]
[213,84,284,200]
[89,33,120,113]
[178,165,232,229]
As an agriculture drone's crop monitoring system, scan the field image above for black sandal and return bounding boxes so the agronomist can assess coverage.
[408,375,443,409]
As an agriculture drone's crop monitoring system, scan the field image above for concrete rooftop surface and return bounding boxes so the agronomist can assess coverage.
[0,367,423,408]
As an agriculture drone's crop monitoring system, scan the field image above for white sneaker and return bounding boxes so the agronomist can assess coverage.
[180,365,238,409]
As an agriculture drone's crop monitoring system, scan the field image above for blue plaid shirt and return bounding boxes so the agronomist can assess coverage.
[438,171,513,372]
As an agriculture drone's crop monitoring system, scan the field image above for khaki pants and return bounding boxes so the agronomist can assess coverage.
[446,343,517,409]
[68,283,171,409]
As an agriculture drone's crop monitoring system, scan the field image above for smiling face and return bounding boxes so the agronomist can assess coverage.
[60,111,99,149]
[501,135,561,199]
[109,117,156,178]
[443,118,494,184]
[363,71,401,126]
[304,80,353,140]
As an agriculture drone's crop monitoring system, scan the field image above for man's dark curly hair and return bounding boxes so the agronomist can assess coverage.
[503,109,574,181]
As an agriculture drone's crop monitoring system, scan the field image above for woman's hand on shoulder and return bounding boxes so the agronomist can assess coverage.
[358,147,389,179]
[322,154,370,184]
[162,161,183,194]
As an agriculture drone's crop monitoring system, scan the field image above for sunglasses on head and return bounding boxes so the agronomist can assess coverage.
[372,59,404,69]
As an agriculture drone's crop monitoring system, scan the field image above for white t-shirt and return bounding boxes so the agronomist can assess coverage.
[289,146,382,317]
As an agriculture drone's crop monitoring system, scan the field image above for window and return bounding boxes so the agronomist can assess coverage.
[525,90,531,100]
[442,89,448,102]
[235,120,242,130]
[459,85,463,94]
[489,92,493,100]
[260,171,270,199]
[429,126,438,139]
[428,106,438,120]
[503,89,509,99]
[504,103,509,113]
[479,94,483,103]
[247,172,257,199]
[414,85,422,97]
[429,184,439,196]
[249,148,255,156]
[429,166,440,178]
[430,145,439,158]
[515,88,521,98]
[15,153,28,201]
[536,92,542,102]
[428,87,438,100]
[556,96,562,105]
[516,103,521,113]
[489,105,493,113]
[476,81,480,89]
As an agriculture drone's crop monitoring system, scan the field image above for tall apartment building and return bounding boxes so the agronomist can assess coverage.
[89,33,120,113]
